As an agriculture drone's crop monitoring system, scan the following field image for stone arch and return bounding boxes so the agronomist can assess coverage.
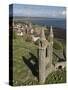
[55,62,66,70]
[58,65,62,69]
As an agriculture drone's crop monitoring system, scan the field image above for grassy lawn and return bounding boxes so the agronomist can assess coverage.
[13,36,38,86]
[45,68,66,84]
[13,35,66,86]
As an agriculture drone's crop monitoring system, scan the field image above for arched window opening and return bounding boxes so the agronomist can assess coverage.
[58,65,62,69]
[40,41,42,47]
[46,48,48,57]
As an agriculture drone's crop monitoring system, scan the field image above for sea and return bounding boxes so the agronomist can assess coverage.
[13,17,66,29]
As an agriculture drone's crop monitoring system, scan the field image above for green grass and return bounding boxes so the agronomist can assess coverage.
[13,36,66,86]
[45,69,66,84]
[13,36,38,86]
[53,39,63,50]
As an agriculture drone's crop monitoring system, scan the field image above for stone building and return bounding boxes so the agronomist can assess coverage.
[38,26,54,84]
[38,25,66,84]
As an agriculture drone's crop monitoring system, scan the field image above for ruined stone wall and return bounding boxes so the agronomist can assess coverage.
[39,47,46,84]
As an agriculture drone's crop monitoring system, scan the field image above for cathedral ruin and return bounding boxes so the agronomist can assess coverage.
[12,21,66,84]
[38,26,54,84]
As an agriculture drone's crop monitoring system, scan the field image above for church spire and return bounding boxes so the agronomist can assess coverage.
[40,27,46,41]
[50,25,53,38]
[39,27,46,48]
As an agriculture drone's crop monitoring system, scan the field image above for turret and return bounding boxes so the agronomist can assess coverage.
[49,26,53,67]
[41,27,46,41]
[50,26,53,43]
[38,25,54,84]
[39,27,46,48]
[38,27,46,84]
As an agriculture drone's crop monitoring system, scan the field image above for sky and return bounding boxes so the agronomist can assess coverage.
[9,4,66,18]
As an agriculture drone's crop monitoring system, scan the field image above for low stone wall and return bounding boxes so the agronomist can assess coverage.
[55,62,66,70]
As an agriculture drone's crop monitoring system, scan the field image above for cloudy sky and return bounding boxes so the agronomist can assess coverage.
[10,4,66,18]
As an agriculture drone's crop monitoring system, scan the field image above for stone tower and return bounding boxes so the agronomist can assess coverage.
[49,26,53,67]
[38,26,53,84]
[39,27,47,84]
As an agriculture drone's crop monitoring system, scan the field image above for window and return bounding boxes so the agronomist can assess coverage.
[58,65,62,69]
[46,48,48,57]
[40,41,42,47]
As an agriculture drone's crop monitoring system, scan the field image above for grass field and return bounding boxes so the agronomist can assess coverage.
[13,35,66,86]
[13,36,39,85]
